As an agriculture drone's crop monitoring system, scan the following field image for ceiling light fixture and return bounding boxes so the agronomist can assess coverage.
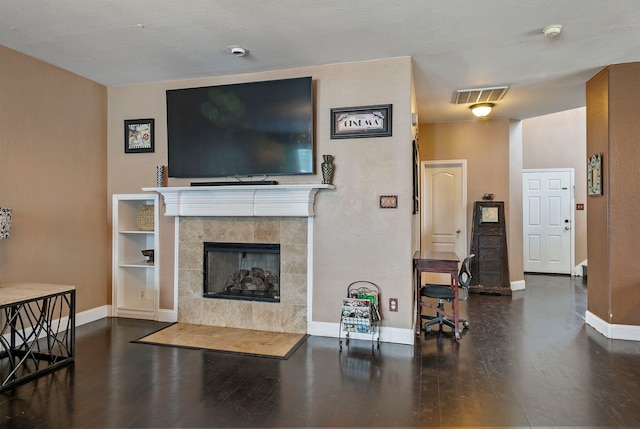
[543,24,563,38]
[469,103,494,119]
[226,45,249,57]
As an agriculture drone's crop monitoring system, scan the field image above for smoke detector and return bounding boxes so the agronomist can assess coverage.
[226,45,249,57]
[543,24,563,38]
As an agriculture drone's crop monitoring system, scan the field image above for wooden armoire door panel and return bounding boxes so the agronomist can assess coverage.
[470,201,511,295]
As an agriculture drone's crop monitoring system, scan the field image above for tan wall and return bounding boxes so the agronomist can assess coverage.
[419,119,520,280]
[586,68,610,321]
[522,108,587,266]
[0,45,108,312]
[587,63,640,326]
[608,64,640,325]
[108,57,417,329]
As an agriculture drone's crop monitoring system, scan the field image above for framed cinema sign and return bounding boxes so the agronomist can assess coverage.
[330,104,392,139]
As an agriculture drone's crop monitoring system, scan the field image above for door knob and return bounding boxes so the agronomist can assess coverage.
[456,229,461,234]
[564,226,570,230]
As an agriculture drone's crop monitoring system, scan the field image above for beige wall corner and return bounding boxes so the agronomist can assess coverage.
[0,45,108,313]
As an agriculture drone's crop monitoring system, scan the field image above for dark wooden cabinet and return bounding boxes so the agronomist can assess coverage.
[469,201,511,295]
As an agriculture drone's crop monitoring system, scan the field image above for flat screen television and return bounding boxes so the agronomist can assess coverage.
[166,76,313,179]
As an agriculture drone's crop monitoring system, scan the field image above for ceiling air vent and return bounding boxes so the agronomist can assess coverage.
[453,86,509,104]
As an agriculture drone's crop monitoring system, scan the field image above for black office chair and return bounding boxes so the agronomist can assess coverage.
[419,254,475,336]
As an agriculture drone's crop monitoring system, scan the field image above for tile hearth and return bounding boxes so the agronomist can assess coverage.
[177,217,308,334]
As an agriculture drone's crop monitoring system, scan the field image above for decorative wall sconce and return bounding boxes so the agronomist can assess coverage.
[0,207,12,239]
[470,103,495,119]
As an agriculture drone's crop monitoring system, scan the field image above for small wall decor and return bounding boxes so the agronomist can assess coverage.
[125,118,154,153]
[0,207,12,239]
[587,153,603,196]
[331,104,392,139]
[380,195,398,209]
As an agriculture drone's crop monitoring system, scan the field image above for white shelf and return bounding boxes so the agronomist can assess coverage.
[118,263,154,268]
[112,194,159,320]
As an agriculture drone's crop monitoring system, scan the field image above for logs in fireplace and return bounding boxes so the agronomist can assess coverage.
[224,267,279,296]
[204,242,281,302]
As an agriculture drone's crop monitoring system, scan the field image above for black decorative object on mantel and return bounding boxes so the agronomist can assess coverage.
[321,154,335,185]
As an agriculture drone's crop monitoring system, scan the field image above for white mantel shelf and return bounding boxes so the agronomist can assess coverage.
[142,184,335,217]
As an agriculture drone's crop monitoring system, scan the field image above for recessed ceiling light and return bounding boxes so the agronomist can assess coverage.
[226,45,249,57]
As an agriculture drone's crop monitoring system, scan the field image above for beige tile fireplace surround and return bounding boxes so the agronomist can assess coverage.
[147,184,333,335]
[177,216,308,334]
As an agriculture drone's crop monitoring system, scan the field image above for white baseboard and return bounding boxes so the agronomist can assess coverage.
[585,311,640,341]
[575,259,588,277]
[76,305,110,326]
[2,305,110,346]
[307,321,415,345]
[157,309,177,323]
[510,279,526,291]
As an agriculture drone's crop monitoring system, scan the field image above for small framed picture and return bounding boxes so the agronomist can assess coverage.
[124,119,154,153]
[380,195,398,209]
[481,206,499,223]
[331,104,392,139]
[587,153,603,196]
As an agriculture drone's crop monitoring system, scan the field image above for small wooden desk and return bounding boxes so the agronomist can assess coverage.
[413,251,460,339]
[0,282,75,392]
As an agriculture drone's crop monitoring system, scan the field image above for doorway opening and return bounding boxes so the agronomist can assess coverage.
[420,160,468,259]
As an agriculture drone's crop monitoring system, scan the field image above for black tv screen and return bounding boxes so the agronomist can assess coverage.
[166,76,313,179]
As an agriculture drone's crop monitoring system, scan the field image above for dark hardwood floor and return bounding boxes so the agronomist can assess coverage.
[2,274,639,428]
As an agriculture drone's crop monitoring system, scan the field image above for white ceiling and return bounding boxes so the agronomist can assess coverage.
[2,0,640,123]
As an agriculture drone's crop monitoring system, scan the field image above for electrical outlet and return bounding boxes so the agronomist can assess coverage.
[389,298,398,312]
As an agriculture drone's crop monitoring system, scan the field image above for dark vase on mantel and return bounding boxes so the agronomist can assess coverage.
[321,154,335,185]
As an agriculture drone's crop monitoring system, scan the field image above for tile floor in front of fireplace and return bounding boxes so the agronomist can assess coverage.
[135,323,306,358]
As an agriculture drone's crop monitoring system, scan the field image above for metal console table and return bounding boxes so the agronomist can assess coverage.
[0,282,75,392]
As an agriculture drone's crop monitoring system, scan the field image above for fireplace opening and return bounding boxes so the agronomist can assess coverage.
[203,242,280,302]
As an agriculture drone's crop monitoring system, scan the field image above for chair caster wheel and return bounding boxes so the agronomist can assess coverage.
[463,321,470,329]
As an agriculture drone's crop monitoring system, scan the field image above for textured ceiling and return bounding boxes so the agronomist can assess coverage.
[1,0,640,123]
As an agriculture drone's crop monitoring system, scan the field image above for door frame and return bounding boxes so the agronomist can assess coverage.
[522,168,575,275]
[420,159,468,258]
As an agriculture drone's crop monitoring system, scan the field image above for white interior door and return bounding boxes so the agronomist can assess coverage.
[421,161,467,258]
[523,169,574,274]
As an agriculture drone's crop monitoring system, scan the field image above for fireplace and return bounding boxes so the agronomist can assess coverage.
[177,217,308,333]
[203,242,281,302]
[144,184,332,334]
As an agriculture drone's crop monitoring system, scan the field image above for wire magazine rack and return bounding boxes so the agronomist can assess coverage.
[339,281,381,352]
